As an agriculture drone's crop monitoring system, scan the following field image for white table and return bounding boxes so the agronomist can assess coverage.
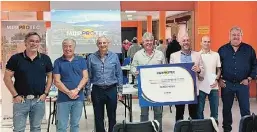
[121,65,131,71]
[120,84,138,122]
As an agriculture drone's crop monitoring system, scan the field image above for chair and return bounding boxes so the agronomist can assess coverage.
[113,120,160,132]
[174,117,218,132]
[239,113,257,132]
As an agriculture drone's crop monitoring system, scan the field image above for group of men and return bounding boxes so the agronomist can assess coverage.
[3,26,257,132]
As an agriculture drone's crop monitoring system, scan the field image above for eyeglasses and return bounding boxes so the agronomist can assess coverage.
[98,42,108,45]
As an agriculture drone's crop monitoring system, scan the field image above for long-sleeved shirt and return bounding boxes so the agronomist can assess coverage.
[131,49,166,75]
[86,51,123,95]
[218,42,257,82]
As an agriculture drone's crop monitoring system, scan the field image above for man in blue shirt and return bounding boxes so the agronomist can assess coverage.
[86,36,123,132]
[218,26,257,132]
[53,39,88,132]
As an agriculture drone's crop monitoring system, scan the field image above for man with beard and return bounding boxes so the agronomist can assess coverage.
[218,26,257,132]
[169,34,204,121]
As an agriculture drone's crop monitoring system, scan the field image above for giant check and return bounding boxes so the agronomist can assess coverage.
[137,63,197,107]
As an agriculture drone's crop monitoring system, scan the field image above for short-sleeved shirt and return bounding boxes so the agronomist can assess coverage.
[6,51,53,96]
[199,50,221,90]
[53,56,87,103]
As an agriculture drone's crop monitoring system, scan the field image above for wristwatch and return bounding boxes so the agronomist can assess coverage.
[13,94,19,99]
[77,87,81,91]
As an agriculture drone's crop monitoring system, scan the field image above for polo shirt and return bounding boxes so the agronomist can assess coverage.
[53,56,87,102]
[6,51,53,96]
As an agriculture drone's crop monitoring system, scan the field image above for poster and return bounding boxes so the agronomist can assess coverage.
[1,21,46,126]
[49,10,122,62]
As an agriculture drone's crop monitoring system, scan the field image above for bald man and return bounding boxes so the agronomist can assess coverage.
[170,34,204,121]
[197,36,221,125]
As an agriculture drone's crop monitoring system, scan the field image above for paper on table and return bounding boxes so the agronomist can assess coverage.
[199,73,217,94]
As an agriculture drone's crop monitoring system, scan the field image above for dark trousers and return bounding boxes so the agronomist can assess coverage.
[175,103,198,121]
[91,86,117,132]
[221,81,250,132]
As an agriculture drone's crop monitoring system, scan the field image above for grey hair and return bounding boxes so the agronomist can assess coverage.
[230,26,243,36]
[142,32,154,41]
[62,38,76,47]
[96,35,110,45]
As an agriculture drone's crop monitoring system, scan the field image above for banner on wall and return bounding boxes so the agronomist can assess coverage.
[49,10,122,62]
[1,21,46,125]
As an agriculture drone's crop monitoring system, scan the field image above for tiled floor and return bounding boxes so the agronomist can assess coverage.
[1,98,257,132]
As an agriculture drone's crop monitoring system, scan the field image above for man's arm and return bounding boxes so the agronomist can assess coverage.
[249,47,257,80]
[85,56,92,96]
[130,53,139,76]
[44,72,53,94]
[76,70,88,91]
[53,74,70,95]
[198,55,205,77]
[115,55,123,94]
[3,70,18,96]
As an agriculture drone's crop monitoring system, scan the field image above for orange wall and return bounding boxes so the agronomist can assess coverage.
[195,1,257,97]
[1,1,50,11]
[121,21,142,43]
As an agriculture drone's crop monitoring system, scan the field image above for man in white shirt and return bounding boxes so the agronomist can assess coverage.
[198,36,221,124]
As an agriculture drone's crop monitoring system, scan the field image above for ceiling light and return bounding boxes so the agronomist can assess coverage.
[125,11,137,13]
[128,18,133,20]
[127,15,133,17]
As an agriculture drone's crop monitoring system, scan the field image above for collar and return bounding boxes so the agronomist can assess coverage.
[143,49,155,56]
[181,50,191,56]
[23,50,41,59]
[200,49,213,54]
[96,50,109,57]
[61,55,78,61]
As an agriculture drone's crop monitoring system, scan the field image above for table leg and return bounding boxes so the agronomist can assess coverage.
[47,97,52,132]
[129,94,133,122]
[124,95,127,119]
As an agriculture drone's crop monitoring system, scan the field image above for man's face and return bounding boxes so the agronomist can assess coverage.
[97,37,109,52]
[62,41,75,57]
[180,36,191,51]
[25,35,40,52]
[201,36,211,50]
[143,38,154,51]
[230,29,242,46]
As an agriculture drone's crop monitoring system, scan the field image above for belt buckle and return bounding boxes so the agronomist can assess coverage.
[26,95,34,99]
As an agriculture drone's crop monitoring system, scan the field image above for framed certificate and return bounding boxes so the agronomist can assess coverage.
[137,63,197,107]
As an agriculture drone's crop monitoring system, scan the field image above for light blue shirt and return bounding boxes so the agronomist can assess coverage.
[180,51,192,63]
[86,51,123,95]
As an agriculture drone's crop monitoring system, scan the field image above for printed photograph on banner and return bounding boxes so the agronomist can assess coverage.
[50,10,122,57]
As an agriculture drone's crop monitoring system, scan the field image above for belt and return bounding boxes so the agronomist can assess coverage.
[93,84,117,89]
[20,95,41,99]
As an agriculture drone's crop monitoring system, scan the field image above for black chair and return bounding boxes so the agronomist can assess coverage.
[174,118,218,132]
[239,113,257,132]
[113,120,160,132]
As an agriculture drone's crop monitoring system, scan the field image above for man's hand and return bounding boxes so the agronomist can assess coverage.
[218,79,226,88]
[37,94,47,102]
[67,90,79,99]
[13,96,24,103]
[191,65,200,73]
[135,71,139,76]
[240,79,249,86]
[118,93,123,101]
[210,80,218,88]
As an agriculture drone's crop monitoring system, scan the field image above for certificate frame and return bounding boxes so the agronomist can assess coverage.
[137,63,197,107]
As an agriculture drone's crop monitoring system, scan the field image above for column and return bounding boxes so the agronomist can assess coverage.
[159,11,166,43]
[147,15,152,33]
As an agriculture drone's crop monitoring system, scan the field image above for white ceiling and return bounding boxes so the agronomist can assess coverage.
[121,11,188,21]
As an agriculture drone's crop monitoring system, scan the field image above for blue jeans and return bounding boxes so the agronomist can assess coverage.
[140,106,163,131]
[198,90,219,120]
[56,101,83,132]
[13,99,45,132]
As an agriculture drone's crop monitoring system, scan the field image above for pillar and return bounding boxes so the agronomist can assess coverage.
[147,15,152,33]
[159,11,166,43]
